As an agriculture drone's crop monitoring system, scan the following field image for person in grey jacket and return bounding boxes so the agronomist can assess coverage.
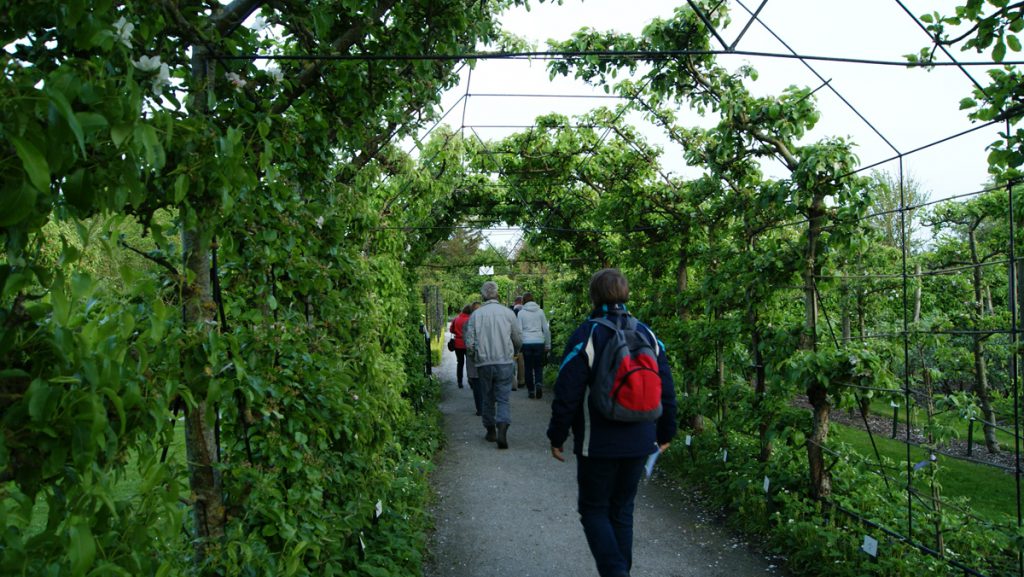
[517,292,551,399]
[465,281,523,449]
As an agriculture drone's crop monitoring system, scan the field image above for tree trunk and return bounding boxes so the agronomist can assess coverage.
[807,381,832,500]
[857,289,866,340]
[804,193,831,500]
[716,322,726,431]
[969,228,999,453]
[678,241,704,433]
[840,272,851,343]
[749,295,771,461]
[182,224,226,556]
[183,45,227,560]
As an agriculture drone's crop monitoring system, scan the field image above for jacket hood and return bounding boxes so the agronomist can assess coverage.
[522,301,541,312]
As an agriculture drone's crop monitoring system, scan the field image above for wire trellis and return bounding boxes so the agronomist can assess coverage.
[217,1,1024,574]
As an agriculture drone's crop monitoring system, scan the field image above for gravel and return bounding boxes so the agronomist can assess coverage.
[423,346,784,577]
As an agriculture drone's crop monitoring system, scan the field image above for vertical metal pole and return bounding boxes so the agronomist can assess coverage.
[899,156,914,542]
[1006,131,1022,575]
[967,419,974,457]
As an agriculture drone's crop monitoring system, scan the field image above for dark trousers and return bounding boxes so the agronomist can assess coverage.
[468,377,482,414]
[454,348,466,386]
[577,455,646,577]
[522,343,545,392]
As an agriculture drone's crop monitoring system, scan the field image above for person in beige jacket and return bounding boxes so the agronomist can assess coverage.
[465,281,523,449]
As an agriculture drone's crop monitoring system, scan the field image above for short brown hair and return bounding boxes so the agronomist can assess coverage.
[589,268,629,306]
[522,292,534,304]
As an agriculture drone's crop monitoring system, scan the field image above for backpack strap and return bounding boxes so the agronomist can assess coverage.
[590,315,659,357]
[561,321,601,371]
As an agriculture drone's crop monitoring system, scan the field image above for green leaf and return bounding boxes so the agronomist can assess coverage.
[993,39,1006,62]
[27,379,53,422]
[1008,34,1022,52]
[268,294,278,311]
[101,388,127,437]
[10,136,51,192]
[174,174,189,203]
[45,86,86,156]
[0,182,37,227]
[959,97,978,109]
[111,123,132,148]
[76,112,108,133]
[69,519,96,576]
[134,124,165,168]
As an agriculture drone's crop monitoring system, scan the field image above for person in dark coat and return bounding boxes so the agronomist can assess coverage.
[547,268,678,577]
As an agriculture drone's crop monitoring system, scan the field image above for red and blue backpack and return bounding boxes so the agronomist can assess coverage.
[587,316,663,422]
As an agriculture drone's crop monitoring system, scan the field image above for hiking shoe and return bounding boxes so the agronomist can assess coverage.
[485,426,497,442]
[496,423,509,449]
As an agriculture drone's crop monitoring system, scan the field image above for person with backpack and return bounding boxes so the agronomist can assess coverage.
[517,292,551,399]
[547,268,677,577]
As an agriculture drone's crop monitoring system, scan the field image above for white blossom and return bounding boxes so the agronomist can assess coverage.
[113,16,134,48]
[315,215,325,229]
[266,65,284,84]
[252,15,268,31]
[133,55,162,72]
[225,72,246,90]
[152,63,171,93]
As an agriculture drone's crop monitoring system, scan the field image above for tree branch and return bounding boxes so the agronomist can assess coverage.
[270,0,400,116]
[213,0,268,36]
[119,239,182,281]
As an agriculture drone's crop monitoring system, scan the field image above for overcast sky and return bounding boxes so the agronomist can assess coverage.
[431,0,1003,249]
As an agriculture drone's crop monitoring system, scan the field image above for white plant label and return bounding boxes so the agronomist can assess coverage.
[861,535,878,557]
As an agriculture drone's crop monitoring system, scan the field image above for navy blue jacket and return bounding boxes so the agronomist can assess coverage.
[547,304,678,458]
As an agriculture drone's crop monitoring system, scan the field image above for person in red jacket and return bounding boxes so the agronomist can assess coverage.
[449,304,472,389]
[547,268,677,577]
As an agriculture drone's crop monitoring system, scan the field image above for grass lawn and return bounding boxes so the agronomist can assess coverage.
[861,397,1021,453]
[830,422,1019,525]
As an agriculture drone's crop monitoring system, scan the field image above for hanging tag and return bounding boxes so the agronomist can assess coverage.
[722,449,728,462]
[685,435,692,446]
[861,535,878,557]
[890,400,899,408]
[763,476,770,493]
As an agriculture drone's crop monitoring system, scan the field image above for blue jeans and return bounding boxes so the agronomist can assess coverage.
[478,363,515,427]
[577,455,647,577]
[522,343,546,392]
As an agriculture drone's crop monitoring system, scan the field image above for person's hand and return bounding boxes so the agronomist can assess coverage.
[551,446,565,462]
[658,442,670,453]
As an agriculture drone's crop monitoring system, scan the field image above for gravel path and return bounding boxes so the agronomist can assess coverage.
[423,345,784,577]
